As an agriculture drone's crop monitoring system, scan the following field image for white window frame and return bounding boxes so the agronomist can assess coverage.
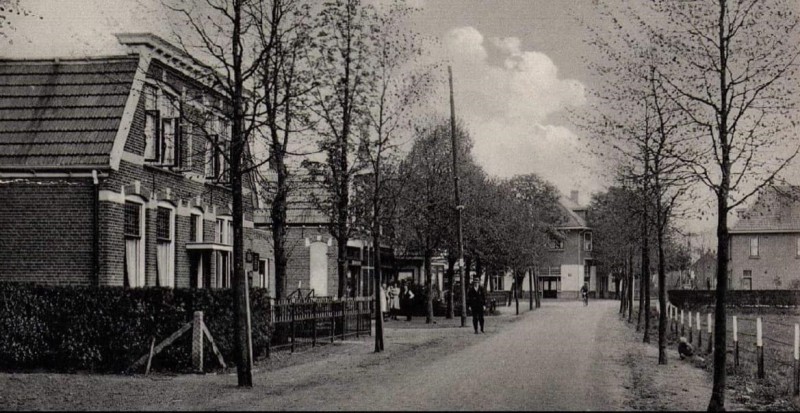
[124,196,146,288]
[156,201,176,288]
[214,215,233,289]
[190,207,204,243]
[750,236,759,258]
[143,81,182,167]
[204,114,231,182]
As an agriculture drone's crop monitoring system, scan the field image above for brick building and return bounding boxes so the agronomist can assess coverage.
[0,33,273,289]
[537,191,597,298]
[729,186,800,290]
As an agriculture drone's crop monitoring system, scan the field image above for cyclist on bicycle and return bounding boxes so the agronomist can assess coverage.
[580,283,589,306]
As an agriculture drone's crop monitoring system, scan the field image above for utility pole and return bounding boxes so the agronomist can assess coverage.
[448,66,467,327]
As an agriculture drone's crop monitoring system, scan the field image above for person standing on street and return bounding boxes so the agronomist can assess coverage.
[467,278,487,334]
[403,282,415,321]
[388,282,400,320]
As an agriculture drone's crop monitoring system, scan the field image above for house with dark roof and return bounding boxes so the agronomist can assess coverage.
[536,191,597,298]
[729,186,800,290]
[0,33,273,290]
[254,170,389,298]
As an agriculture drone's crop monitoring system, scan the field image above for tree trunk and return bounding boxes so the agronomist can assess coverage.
[373,167,384,351]
[231,1,252,387]
[657,228,667,364]
[425,251,433,324]
[619,272,626,315]
[271,155,288,299]
[514,270,520,315]
[628,251,634,323]
[465,255,472,285]
[528,268,533,310]
[446,256,455,319]
[475,255,483,288]
[533,268,541,308]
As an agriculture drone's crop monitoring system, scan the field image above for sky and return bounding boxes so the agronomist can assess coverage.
[9,0,780,243]
[1,0,608,201]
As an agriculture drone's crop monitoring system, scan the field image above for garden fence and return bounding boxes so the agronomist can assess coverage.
[267,297,374,355]
[663,302,800,397]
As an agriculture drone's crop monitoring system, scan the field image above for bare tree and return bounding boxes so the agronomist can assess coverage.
[162,0,268,387]
[649,1,800,409]
[250,0,315,300]
[303,0,378,298]
[357,0,434,350]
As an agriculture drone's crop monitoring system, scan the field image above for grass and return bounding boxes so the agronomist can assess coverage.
[631,301,800,411]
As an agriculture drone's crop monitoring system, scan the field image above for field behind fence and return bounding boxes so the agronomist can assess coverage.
[662,302,800,398]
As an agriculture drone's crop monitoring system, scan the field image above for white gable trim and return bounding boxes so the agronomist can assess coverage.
[109,53,152,171]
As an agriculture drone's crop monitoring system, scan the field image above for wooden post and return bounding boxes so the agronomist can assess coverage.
[341,300,346,341]
[707,313,712,354]
[688,310,693,343]
[794,323,799,396]
[145,336,156,375]
[757,317,764,379]
[290,301,296,353]
[356,300,360,339]
[696,311,701,350]
[192,311,204,373]
[529,269,533,311]
[734,316,740,368]
[330,302,335,343]
[312,302,317,348]
[680,309,684,336]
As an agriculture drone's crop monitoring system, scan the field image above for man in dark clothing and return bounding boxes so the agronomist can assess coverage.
[466,278,487,333]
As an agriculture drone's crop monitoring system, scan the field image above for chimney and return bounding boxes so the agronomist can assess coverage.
[570,190,579,204]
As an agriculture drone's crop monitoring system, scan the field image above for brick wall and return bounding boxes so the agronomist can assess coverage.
[284,226,338,297]
[0,179,95,285]
[730,233,800,290]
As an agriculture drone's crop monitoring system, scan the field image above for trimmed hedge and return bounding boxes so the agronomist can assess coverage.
[0,283,272,373]
[668,289,800,310]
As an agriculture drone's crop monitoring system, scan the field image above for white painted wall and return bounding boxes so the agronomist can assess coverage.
[309,242,328,295]
[562,264,583,293]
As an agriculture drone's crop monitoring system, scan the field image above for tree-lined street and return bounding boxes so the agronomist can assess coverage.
[0,301,732,411]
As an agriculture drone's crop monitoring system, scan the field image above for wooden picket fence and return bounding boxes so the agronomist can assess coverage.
[268,297,374,355]
[664,302,800,396]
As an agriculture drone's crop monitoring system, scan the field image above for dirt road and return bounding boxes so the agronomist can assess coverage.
[1,299,734,411]
[191,300,628,411]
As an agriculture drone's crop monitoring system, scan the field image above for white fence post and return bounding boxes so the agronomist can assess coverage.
[733,315,739,368]
[757,317,764,379]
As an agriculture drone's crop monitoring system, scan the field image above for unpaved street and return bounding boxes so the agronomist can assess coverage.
[1,300,727,411]
[175,300,629,411]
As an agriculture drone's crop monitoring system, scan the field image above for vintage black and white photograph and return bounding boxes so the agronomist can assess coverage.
[3,0,800,411]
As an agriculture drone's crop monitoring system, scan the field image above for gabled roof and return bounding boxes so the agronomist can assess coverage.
[257,169,330,226]
[0,57,139,170]
[731,186,800,233]
[556,196,589,229]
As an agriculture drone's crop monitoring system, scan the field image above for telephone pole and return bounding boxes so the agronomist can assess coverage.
[448,66,467,327]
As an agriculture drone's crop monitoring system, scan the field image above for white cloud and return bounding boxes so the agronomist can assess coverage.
[441,27,601,196]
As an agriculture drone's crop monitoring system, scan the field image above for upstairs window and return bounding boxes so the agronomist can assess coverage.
[143,83,181,166]
[205,115,231,183]
[216,216,233,245]
[749,236,759,258]
[584,232,593,251]
[549,235,564,250]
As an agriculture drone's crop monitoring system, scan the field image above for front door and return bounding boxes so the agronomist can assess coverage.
[541,276,559,299]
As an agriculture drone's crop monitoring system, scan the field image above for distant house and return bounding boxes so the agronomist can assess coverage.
[729,186,800,290]
[254,171,390,298]
[537,191,597,298]
[0,33,272,289]
[691,251,717,290]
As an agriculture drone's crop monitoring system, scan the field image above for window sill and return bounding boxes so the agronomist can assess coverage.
[748,256,760,259]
